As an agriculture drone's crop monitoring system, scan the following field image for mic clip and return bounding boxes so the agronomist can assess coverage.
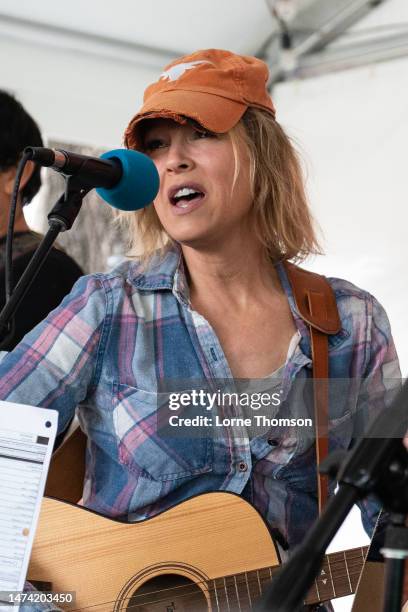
[48,174,92,232]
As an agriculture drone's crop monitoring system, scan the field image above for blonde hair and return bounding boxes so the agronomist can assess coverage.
[117,107,321,262]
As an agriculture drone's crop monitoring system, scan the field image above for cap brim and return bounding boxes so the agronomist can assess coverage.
[124,89,247,150]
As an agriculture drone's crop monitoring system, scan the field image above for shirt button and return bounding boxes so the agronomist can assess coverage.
[238,462,248,472]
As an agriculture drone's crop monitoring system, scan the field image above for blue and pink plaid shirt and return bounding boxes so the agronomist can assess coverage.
[0,246,400,551]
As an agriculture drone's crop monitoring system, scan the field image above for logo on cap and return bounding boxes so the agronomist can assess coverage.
[160,60,214,82]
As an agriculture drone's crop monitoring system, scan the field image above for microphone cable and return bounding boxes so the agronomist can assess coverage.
[5,150,32,302]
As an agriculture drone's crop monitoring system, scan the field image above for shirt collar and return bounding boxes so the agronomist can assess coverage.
[274,262,313,358]
[129,248,322,357]
[128,244,190,302]
[275,262,310,332]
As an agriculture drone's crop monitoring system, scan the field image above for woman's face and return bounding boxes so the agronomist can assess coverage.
[142,119,253,250]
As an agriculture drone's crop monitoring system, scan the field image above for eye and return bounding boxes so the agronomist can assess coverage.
[143,138,167,153]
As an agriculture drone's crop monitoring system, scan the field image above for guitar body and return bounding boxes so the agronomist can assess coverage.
[28,492,279,611]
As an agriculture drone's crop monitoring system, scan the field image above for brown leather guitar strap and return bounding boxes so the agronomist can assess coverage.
[284,262,341,514]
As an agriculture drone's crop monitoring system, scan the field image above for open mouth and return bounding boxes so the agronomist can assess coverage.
[169,186,205,209]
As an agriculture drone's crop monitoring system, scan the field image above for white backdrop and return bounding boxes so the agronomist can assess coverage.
[276,55,408,375]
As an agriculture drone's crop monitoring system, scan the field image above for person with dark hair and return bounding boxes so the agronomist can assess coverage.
[0,90,83,350]
[0,90,43,205]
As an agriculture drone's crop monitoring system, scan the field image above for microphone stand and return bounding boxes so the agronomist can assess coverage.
[255,380,408,612]
[0,176,91,348]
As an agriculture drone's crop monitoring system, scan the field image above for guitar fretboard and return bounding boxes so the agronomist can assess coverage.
[207,545,368,610]
[306,546,368,604]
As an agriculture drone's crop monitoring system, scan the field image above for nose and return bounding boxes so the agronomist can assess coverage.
[165,141,194,174]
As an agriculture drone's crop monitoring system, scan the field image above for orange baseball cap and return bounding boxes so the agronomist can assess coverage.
[124,48,275,150]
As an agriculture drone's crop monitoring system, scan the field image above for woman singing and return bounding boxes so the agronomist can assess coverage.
[0,49,400,611]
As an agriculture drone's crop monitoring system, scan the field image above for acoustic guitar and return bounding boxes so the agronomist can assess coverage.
[28,492,368,611]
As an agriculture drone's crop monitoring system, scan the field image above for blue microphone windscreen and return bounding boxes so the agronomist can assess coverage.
[96,149,159,211]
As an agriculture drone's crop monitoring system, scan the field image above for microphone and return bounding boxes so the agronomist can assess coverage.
[24,147,159,211]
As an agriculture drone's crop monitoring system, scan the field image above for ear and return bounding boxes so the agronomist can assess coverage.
[3,160,35,197]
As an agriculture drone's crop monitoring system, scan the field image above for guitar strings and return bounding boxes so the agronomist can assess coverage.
[63,546,367,612]
[65,561,363,612]
[66,572,271,612]
[68,586,243,612]
[67,565,363,612]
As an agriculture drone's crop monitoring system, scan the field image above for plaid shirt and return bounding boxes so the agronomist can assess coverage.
[0,247,400,553]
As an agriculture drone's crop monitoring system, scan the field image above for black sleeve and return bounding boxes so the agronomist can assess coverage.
[0,248,83,351]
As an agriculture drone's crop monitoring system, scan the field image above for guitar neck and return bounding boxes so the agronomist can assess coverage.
[305,545,368,604]
[208,545,369,608]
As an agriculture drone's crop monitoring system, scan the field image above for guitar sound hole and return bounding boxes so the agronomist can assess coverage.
[126,574,207,611]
